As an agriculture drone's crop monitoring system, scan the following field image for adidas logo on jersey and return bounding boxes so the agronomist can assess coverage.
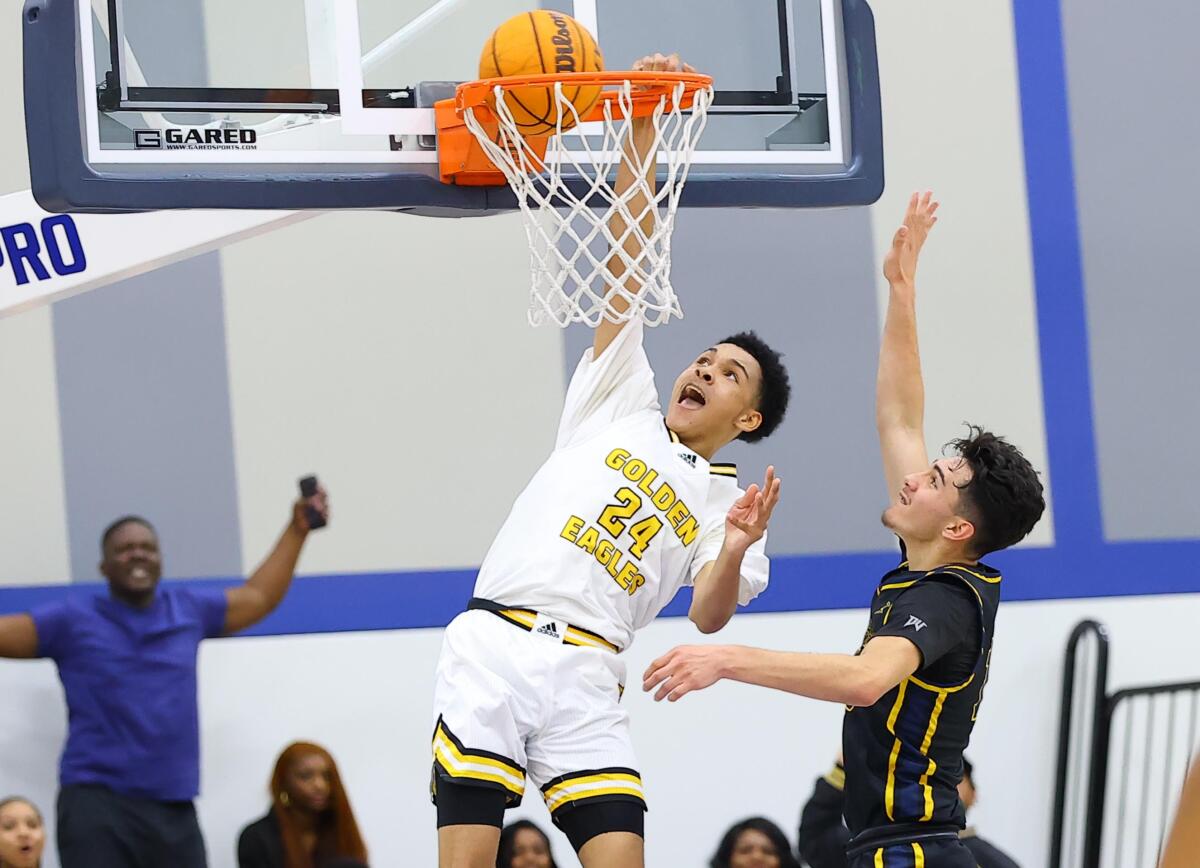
[535,621,561,639]
[678,451,697,468]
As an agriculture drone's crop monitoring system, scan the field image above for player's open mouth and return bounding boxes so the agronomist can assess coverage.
[898,491,909,505]
[678,384,706,410]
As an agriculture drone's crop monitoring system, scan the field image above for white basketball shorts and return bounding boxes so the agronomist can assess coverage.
[431,609,647,820]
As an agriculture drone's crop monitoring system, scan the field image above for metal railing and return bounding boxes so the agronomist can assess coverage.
[1049,619,1200,868]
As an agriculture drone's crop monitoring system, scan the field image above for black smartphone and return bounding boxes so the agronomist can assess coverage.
[298,475,327,530]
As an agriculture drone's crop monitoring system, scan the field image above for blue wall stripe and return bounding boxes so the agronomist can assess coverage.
[0,539,1196,637]
[1011,0,1104,550]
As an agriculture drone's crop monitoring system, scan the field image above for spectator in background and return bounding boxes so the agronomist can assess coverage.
[237,741,368,868]
[956,758,1019,868]
[0,485,329,868]
[797,756,1020,868]
[496,820,558,868]
[710,817,801,868]
[796,758,849,868]
[0,797,44,868]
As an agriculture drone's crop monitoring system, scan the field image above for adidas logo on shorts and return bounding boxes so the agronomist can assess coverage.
[535,621,561,639]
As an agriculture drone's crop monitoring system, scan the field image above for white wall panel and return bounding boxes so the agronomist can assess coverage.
[0,309,70,585]
[220,211,565,575]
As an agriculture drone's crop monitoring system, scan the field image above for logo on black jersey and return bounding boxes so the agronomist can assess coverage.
[678,452,697,468]
[535,621,561,639]
[904,615,928,632]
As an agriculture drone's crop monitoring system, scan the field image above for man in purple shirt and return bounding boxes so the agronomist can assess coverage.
[0,486,329,868]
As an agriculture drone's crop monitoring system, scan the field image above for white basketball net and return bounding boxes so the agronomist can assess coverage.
[463,80,714,327]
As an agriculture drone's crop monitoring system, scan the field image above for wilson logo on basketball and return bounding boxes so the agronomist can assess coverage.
[549,13,578,73]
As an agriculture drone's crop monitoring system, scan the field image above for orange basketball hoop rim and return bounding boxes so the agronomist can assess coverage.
[435,71,714,186]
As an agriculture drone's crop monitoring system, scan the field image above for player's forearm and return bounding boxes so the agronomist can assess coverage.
[719,645,887,707]
[0,614,38,658]
[244,524,308,610]
[876,281,925,435]
[605,121,657,301]
[688,543,746,633]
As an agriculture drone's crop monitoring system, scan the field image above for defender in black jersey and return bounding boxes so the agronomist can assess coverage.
[643,193,1045,868]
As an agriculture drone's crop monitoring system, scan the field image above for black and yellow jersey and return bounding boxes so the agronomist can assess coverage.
[842,555,1001,838]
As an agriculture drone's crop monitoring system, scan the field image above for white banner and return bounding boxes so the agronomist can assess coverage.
[0,190,317,318]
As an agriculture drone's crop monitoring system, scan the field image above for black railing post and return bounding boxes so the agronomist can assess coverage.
[1050,619,1110,868]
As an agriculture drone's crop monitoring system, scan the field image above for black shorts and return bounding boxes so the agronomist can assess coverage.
[848,836,978,868]
[57,784,207,868]
[435,777,644,853]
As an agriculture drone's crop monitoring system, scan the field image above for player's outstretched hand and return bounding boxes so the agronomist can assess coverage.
[882,191,939,288]
[631,52,697,78]
[291,483,330,534]
[642,644,727,702]
[725,466,781,550]
[628,53,696,146]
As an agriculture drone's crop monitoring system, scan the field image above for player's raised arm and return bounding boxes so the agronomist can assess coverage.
[594,53,693,358]
[877,192,940,502]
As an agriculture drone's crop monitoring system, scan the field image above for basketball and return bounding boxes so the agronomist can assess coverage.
[479,10,605,136]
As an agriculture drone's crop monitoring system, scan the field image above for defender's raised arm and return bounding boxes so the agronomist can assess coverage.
[876,191,940,501]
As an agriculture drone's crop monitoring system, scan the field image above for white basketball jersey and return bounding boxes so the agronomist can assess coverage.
[472,320,769,650]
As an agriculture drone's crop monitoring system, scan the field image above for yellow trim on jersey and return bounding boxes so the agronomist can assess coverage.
[942,564,1002,584]
[709,464,738,477]
[884,679,908,820]
[909,673,976,694]
[873,848,885,868]
[912,842,925,867]
[878,579,920,592]
[917,692,948,821]
[824,765,846,790]
[920,693,947,753]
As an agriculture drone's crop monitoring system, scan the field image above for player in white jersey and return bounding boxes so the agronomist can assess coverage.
[432,54,792,868]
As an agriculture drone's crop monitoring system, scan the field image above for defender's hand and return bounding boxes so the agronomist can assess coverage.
[725,466,781,551]
[883,191,940,288]
[643,644,728,701]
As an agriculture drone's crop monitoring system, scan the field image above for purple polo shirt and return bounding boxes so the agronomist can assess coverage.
[31,586,227,801]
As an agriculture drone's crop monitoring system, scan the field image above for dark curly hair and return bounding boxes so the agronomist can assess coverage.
[497,820,558,868]
[719,332,791,443]
[949,425,1045,557]
[709,817,801,868]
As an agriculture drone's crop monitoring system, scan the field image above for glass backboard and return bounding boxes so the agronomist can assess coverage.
[22,0,883,214]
